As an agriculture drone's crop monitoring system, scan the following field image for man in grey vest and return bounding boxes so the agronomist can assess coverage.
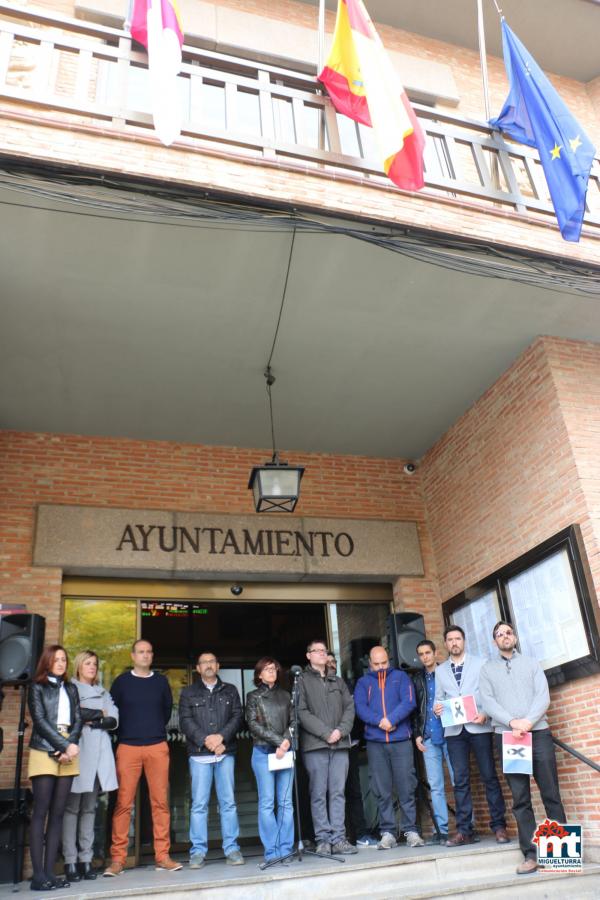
[479,621,567,875]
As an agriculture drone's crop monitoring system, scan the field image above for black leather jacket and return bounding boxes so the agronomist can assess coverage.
[179,677,243,757]
[28,680,83,752]
[246,683,292,749]
[412,667,442,740]
[412,669,427,739]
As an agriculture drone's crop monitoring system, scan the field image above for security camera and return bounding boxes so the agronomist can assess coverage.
[403,462,417,474]
[230,584,243,596]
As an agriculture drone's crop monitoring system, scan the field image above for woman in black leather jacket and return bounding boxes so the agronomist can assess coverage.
[27,645,83,892]
[246,657,294,863]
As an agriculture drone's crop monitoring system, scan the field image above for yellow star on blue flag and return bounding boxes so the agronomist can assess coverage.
[490,21,596,242]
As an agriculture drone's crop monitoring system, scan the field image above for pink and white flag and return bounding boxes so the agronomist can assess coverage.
[502,732,533,775]
[440,694,478,728]
[130,0,184,146]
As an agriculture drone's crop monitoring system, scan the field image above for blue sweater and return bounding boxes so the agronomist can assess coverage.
[110,671,172,746]
[354,668,416,743]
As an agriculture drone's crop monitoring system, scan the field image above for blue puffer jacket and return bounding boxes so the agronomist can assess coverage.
[354,667,416,743]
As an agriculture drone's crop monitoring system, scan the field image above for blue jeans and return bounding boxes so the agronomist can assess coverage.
[422,739,453,834]
[189,755,240,857]
[251,747,294,860]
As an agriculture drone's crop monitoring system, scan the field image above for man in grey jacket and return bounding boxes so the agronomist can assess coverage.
[479,621,567,876]
[434,625,507,847]
[298,638,356,856]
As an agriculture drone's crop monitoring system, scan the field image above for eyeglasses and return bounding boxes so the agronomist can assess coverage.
[308,648,327,654]
[495,631,514,638]
[262,665,278,673]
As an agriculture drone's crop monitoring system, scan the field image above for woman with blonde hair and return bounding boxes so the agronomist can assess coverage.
[61,650,118,882]
[28,645,83,891]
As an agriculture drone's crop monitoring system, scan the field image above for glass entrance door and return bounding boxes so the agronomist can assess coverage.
[139,600,329,854]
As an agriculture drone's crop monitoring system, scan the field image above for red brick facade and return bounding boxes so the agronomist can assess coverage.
[1,336,599,846]
[421,336,600,845]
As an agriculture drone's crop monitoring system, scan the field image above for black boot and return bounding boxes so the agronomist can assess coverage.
[63,864,80,883]
[77,863,97,881]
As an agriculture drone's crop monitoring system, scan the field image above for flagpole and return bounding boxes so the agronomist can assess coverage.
[124,0,134,31]
[318,0,326,73]
[317,0,326,151]
[476,0,491,121]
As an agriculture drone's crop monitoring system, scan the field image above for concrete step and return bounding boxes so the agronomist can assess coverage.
[2,841,598,900]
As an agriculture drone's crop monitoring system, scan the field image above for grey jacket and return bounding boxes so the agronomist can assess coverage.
[297,666,355,752]
[434,653,492,737]
[479,651,550,733]
[70,680,119,794]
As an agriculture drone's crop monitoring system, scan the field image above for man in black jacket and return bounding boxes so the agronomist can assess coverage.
[412,639,453,843]
[179,652,244,869]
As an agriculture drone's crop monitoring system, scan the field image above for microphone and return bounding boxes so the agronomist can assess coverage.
[290,665,303,677]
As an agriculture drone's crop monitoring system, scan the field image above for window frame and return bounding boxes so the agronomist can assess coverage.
[443,526,600,686]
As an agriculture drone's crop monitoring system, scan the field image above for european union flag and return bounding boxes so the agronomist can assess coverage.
[490,20,596,242]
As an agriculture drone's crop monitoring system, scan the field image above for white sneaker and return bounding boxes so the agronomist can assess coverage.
[405,831,425,848]
[377,832,397,850]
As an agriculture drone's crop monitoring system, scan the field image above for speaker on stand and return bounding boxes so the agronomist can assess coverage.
[349,637,380,684]
[0,613,46,683]
[386,612,443,841]
[0,612,46,885]
[387,612,426,672]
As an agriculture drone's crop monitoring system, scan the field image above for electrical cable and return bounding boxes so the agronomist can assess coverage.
[267,226,296,370]
[0,166,599,297]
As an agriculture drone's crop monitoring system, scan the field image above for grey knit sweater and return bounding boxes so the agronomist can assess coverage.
[479,651,550,733]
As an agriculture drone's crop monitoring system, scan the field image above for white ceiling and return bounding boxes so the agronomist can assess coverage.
[299,0,600,82]
[1,178,599,460]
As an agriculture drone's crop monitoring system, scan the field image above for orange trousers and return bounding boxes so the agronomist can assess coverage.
[110,741,171,863]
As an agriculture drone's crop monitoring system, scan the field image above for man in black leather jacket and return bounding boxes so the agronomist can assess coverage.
[179,652,244,868]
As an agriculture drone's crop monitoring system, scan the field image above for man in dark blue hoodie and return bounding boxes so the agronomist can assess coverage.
[354,646,424,850]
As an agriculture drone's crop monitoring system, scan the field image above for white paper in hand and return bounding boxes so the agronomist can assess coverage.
[267,751,294,771]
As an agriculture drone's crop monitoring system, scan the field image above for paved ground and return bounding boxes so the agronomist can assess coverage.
[0,839,516,899]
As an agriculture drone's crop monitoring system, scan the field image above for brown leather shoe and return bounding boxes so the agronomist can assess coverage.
[445,833,475,847]
[495,827,510,844]
[103,861,124,877]
[155,857,183,871]
[516,857,538,875]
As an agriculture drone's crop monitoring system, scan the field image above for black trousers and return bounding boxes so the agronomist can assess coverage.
[345,744,367,841]
[495,729,566,860]
[446,730,506,834]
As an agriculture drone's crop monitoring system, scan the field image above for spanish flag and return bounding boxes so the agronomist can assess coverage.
[319,0,425,191]
[131,0,184,146]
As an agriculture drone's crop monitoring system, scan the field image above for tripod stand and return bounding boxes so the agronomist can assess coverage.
[1,683,30,889]
[259,668,345,870]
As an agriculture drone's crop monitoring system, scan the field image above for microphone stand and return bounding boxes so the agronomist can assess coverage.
[259,669,345,869]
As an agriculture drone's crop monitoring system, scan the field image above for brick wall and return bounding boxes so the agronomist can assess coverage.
[0,431,443,787]
[421,335,600,846]
[1,338,599,847]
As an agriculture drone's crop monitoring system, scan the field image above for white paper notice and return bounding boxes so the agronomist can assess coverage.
[267,751,294,771]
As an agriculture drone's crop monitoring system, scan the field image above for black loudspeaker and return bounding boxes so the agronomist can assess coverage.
[350,637,380,681]
[0,614,46,683]
[387,612,426,670]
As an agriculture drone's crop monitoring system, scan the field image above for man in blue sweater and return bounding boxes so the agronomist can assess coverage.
[104,639,180,876]
[354,646,424,850]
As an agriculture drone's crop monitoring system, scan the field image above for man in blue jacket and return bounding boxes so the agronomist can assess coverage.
[354,646,424,850]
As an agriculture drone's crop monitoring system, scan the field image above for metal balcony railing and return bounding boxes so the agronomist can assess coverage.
[0,2,599,231]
